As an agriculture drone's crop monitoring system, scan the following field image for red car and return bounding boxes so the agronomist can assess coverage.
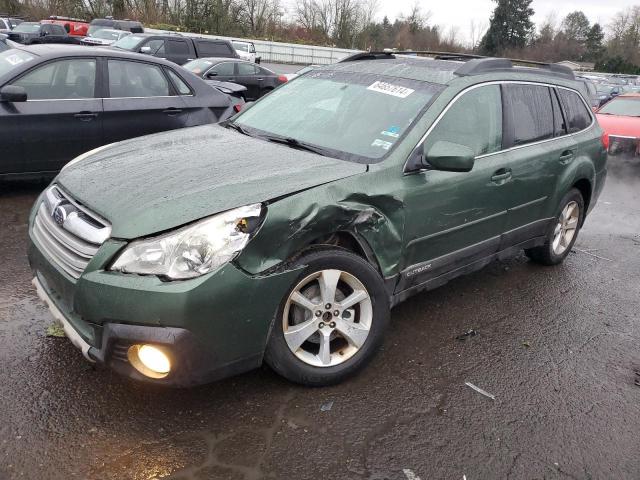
[596,93,640,156]
[41,16,89,36]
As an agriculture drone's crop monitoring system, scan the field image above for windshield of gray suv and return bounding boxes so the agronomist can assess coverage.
[598,97,640,117]
[0,49,35,77]
[233,70,443,163]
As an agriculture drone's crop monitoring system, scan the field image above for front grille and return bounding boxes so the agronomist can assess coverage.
[32,185,111,279]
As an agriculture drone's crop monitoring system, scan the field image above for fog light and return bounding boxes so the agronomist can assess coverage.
[127,344,171,379]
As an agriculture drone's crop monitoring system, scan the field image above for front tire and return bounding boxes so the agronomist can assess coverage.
[525,188,584,266]
[264,249,390,386]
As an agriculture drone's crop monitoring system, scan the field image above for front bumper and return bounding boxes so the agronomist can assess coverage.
[29,231,301,387]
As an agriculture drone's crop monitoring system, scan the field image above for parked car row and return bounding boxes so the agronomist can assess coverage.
[0,45,244,179]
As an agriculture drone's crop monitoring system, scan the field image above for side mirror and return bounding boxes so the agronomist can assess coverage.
[206,71,218,78]
[0,85,27,102]
[140,45,151,54]
[424,141,475,172]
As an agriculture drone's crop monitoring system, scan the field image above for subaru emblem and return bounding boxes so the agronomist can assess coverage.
[53,206,66,226]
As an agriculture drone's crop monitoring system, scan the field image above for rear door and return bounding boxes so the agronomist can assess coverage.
[3,57,102,174]
[499,83,576,245]
[102,58,189,144]
[235,62,262,99]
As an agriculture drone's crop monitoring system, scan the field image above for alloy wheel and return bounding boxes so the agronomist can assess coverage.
[552,201,580,255]
[282,269,373,367]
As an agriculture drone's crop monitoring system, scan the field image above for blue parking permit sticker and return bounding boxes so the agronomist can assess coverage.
[381,126,401,138]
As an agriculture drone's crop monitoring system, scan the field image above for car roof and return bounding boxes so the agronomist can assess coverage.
[10,44,179,66]
[617,93,640,98]
[327,54,582,88]
[197,57,251,63]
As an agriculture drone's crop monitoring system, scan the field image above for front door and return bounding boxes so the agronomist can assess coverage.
[400,84,510,291]
[7,57,102,174]
[102,58,189,144]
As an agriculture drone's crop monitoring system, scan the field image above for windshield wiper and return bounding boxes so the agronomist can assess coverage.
[262,135,331,157]
[226,122,252,137]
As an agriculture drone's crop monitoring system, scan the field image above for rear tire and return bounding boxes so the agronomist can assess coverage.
[264,249,389,386]
[525,188,584,266]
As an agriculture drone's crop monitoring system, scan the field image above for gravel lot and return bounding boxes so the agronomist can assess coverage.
[0,155,639,480]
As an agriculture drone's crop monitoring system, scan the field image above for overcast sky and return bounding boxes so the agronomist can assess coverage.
[373,0,632,44]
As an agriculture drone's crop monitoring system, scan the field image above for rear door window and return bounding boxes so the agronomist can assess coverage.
[237,63,258,75]
[108,60,170,97]
[558,89,592,133]
[167,39,190,55]
[425,84,502,157]
[197,40,234,57]
[503,84,554,147]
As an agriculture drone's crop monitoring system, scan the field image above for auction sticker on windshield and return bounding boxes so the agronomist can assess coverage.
[367,81,415,98]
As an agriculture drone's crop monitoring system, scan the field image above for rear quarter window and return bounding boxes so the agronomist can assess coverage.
[558,89,592,133]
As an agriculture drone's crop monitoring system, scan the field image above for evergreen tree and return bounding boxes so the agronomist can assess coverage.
[480,0,534,55]
[584,23,605,62]
[562,11,590,43]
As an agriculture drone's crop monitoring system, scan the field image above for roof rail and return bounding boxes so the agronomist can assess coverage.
[339,50,575,80]
[47,15,88,22]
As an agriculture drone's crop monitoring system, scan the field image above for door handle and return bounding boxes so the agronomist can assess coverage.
[74,112,98,121]
[163,107,182,116]
[256,77,263,81]
[491,168,512,184]
[559,150,575,164]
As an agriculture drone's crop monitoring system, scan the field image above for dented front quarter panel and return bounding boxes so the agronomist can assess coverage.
[236,168,407,279]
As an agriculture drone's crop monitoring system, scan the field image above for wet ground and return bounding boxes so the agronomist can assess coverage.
[1,157,639,480]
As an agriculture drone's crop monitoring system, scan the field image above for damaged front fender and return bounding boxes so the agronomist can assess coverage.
[236,174,405,279]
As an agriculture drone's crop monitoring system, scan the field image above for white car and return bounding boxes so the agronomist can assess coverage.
[232,40,260,63]
[81,28,130,46]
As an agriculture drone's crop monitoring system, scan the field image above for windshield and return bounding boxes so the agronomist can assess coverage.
[112,34,144,50]
[93,29,124,40]
[234,70,442,163]
[599,98,640,117]
[14,23,40,33]
[232,41,249,52]
[0,49,35,77]
[183,58,214,75]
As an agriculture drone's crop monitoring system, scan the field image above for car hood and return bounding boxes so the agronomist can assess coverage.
[596,113,640,138]
[57,124,366,239]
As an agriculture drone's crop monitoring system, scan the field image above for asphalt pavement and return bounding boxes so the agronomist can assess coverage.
[0,156,639,480]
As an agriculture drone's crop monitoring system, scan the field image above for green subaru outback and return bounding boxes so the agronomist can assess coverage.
[28,54,607,387]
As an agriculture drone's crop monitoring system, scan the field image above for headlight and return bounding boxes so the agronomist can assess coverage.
[110,204,263,280]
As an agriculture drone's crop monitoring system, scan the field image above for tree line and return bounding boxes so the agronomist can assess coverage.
[1,0,639,73]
